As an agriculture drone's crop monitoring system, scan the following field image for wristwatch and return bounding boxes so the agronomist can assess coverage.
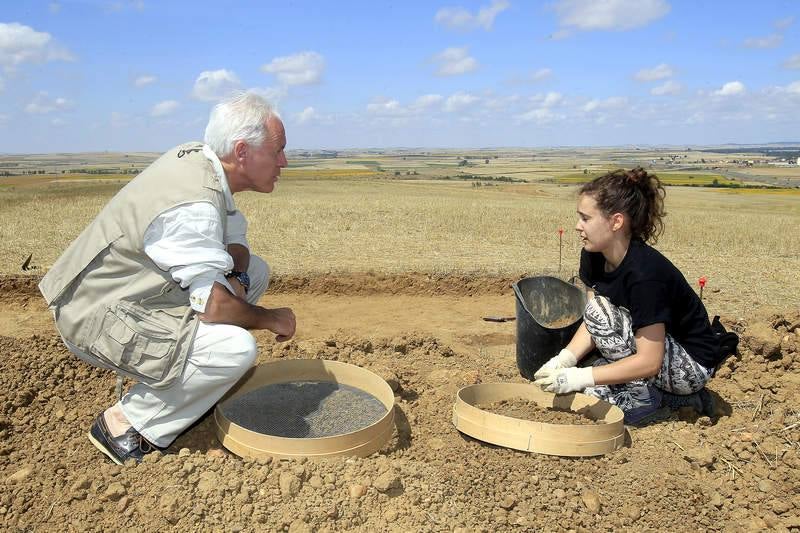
[225,270,250,293]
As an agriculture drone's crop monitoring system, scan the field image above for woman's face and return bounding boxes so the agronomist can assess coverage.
[575,193,619,253]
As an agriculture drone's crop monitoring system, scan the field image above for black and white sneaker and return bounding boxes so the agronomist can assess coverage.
[87,413,157,465]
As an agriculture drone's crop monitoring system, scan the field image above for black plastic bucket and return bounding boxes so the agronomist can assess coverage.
[512,276,587,380]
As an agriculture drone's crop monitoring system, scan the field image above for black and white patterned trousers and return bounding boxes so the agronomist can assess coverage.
[580,296,713,423]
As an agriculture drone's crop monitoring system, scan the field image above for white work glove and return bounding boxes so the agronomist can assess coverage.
[533,348,578,380]
[534,367,595,395]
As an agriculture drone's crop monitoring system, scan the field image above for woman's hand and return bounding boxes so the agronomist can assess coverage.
[534,367,595,394]
[533,348,577,380]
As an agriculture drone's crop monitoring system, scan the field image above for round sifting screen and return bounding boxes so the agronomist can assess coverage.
[219,380,388,438]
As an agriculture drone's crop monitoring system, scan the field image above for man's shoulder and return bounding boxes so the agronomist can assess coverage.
[160,142,206,160]
[142,142,214,176]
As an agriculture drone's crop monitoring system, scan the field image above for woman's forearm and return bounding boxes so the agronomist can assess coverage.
[566,322,595,361]
[591,353,661,385]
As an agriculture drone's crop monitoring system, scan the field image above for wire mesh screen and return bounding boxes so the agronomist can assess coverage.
[219,380,388,438]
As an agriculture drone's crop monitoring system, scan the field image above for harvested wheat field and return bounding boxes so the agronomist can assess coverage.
[1,273,799,532]
[1,178,800,532]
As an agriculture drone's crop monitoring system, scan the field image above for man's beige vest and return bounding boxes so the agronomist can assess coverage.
[39,143,228,389]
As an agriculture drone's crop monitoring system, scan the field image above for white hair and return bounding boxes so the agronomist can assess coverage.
[204,91,280,158]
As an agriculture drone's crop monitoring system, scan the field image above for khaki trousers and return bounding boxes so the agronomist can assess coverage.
[65,256,270,448]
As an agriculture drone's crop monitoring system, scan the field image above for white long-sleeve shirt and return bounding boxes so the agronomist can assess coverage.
[142,145,246,313]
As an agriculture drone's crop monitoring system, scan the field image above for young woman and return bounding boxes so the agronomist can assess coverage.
[533,168,721,424]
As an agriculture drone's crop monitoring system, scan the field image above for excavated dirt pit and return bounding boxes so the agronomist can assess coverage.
[480,399,601,425]
[1,274,800,532]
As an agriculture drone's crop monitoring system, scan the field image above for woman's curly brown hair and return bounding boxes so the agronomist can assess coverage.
[579,167,667,244]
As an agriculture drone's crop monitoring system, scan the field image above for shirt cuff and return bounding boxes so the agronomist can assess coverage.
[188,272,234,313]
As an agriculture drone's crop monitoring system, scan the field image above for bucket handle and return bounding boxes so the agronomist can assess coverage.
[512,282,533,317]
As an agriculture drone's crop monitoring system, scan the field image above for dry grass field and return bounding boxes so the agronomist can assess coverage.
[2,152,800,531]
[1,171,798,317]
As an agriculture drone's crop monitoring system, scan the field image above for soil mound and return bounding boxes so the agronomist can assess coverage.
[1,314,800,531]
[0,272,525,305]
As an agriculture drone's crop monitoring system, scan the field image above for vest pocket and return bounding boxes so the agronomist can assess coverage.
[89,302,177,382]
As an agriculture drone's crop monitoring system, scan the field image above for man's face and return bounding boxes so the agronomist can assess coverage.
[243,116,287,193]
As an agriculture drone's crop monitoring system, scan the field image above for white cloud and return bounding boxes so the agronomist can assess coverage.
[51,117,66,126]
[517,107,563,124]
[366,97,404,115]
[435,0,510,31]
[0,113,8,125]
[774,16,794,30]
[553,0,670,32]
[150,100,179,117]
[365,94,446,116]
[650,80,682,95]
[249,86,287,104]
[530,68,552,81]
[743,34,783,49]
[541,91,563,107]
[133,74,156,87]
[785,81,800,95]
[24,91,73,114]
[483,94,520,110]
[434,47,478,76]
[0,22,74,71]
[49,3,61,14]
[783,54,800,70]
[713,81,745,96]
[583,96,627,112]
[410,94,444,110]
[295,106,317,124]
[509,68,554,84]
[191,69,241,101]
[443,91,479,112]
[634,63,673,81]
[261,51,324,86]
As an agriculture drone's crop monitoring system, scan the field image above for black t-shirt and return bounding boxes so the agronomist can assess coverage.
[579,239,721,368]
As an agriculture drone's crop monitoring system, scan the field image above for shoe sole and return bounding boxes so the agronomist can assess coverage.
[87,431,123,466]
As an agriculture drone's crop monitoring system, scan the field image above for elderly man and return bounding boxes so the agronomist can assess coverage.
[39,92,296,464]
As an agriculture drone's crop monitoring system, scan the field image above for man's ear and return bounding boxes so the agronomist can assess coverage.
[233,140,247,162]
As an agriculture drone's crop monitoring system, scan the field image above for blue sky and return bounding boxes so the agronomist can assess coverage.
[1,0,799,152]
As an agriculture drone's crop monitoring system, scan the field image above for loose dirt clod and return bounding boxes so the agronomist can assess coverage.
[581,489,601,513]
[480,398,601,425]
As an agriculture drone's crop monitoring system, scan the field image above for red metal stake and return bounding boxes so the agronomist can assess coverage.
[698,276,707,301]
[558,228,564,272]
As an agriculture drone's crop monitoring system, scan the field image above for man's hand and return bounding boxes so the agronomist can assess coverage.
[533,348,577,380]
[534,366,594,394]
[200,282,295,342]
[267,307,296,342]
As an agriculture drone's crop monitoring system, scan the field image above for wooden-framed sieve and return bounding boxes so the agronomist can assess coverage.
[214,359,395,460]
[452,382,627,457]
